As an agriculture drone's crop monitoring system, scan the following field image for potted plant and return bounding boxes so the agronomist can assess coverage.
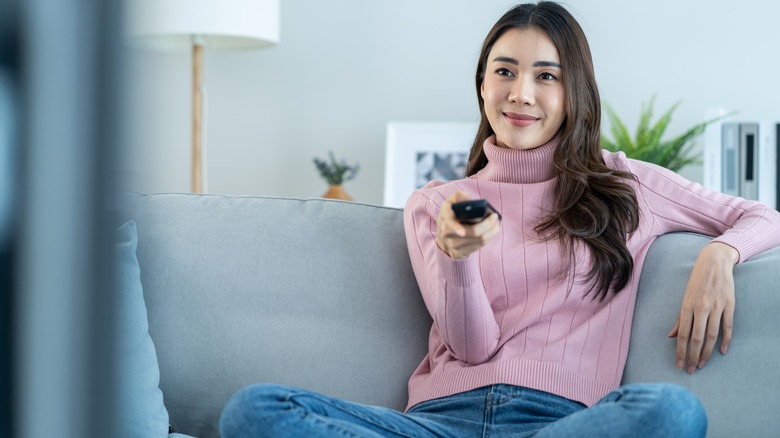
[313,151,360,200]
[601,96,731,172]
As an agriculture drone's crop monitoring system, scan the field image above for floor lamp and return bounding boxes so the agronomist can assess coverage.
[126,0,279,193]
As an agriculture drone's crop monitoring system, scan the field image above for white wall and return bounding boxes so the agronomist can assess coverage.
[124,0,780,205]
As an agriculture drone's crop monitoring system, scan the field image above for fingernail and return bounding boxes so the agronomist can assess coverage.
[687,366,696,374]
[677,360,684,369]
[698,360,706,369]
[721,345,729,355]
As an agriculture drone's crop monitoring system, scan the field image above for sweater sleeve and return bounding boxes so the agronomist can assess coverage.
[620,155,780,262]
[403,189,500,365]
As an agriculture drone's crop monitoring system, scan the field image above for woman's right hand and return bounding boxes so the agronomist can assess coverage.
[436,192,501,260]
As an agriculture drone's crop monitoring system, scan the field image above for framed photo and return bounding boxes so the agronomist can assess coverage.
[384,122,478,208]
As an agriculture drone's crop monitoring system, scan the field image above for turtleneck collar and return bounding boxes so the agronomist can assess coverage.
[473,134,559,184]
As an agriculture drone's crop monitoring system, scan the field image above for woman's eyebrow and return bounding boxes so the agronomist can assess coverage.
[533,61,562,68]
[491,57,561,69]
[492,56,519,65]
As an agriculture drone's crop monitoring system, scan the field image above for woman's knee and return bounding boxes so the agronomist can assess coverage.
[621,383,707,436]
[220,384,302,437]
[225,383,298,413]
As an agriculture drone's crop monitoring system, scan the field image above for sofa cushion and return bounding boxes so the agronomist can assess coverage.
[116,220,169,438]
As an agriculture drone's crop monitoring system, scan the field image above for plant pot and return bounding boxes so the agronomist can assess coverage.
[322,185,353,201]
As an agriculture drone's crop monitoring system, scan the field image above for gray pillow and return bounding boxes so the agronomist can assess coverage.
[116,220,169,438]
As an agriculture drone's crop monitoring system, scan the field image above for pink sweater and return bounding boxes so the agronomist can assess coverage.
[403,135,780,410]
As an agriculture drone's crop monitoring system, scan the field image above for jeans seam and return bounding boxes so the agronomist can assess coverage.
[305,412,376,438]
[289,392,419,438]
[483,393,493,438]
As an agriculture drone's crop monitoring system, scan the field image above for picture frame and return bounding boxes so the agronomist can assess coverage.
[383,122,478,208]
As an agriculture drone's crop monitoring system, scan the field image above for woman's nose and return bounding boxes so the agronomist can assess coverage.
[508,76,534,105]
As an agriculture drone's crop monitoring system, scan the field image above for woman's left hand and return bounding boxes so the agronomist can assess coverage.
[668,242,739,374]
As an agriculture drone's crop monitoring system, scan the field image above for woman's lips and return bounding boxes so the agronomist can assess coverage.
[504,112,539,127]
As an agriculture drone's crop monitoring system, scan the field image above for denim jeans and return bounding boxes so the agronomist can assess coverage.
[220,383,706,437]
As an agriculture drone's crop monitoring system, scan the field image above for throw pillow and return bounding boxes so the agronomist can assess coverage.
[116,220,169,437]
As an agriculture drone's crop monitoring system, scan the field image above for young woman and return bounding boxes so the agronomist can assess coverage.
[220,2,780,437]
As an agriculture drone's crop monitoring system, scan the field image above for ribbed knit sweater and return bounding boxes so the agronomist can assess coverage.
[403,135,780,411]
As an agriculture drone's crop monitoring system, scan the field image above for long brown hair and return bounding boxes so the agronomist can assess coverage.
[467,2,639,300]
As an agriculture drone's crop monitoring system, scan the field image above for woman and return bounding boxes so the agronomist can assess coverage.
[220,2,780,437]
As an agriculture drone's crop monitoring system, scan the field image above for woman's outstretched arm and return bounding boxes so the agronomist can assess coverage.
[404,189,501,364]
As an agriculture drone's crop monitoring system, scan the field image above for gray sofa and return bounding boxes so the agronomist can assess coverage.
[124,192,780,438]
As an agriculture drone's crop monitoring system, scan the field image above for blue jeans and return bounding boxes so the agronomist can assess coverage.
[220,383,706,437]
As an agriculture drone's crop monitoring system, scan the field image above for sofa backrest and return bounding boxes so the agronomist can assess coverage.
[127,193,780,438]
[128,194,431,438]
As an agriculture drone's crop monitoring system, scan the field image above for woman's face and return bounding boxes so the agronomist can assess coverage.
[481,27,565,150]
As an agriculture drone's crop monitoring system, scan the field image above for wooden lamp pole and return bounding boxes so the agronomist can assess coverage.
[191,43,204,193]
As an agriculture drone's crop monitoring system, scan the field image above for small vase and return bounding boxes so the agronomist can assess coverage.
[322,184,353,201]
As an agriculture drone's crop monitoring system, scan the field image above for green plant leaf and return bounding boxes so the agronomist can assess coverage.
[603,103,634,153]
[646,101,680,152]
[635,95,657,151]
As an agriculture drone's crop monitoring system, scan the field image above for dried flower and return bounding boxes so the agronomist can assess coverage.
[313,151,360,185]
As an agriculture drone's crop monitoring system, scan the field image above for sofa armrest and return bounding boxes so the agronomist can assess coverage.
[624,232,780,437]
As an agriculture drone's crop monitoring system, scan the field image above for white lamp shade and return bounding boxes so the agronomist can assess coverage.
[125,0,279,50]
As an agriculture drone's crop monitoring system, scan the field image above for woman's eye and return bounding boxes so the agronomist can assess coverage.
[538,72,557,81]
[495,68,514,77]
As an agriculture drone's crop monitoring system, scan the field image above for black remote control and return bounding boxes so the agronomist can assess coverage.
[451,199,501,224]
